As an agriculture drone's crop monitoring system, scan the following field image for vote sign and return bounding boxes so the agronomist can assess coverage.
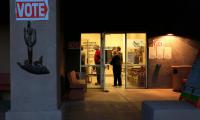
[16,0,49,20]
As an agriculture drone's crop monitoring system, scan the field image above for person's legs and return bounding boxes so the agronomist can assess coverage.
[96,66,100,84]
[113,67,117,86]
[116,65,122,86]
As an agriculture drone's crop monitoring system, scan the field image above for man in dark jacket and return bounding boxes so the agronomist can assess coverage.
[111,48,122,86]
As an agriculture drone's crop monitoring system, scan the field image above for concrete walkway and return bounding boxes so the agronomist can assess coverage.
[62,88,180,120]
[0,88,180,120]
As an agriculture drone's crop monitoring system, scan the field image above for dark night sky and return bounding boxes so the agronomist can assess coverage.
[61,0,200,39]
[0,1,9,25]
[1,0,200,39]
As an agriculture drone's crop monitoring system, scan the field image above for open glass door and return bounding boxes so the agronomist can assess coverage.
[126,33,147,88]
[81,33,101,89]
[104,33,125,90]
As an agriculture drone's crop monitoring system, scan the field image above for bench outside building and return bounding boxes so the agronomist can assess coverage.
[142,101,200,120]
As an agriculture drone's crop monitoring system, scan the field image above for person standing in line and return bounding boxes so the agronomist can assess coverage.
[110,46,122,86]
[94,45,101,85]
[116,46,122,86]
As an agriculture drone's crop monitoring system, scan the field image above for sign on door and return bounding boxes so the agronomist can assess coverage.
[16,0,49,21]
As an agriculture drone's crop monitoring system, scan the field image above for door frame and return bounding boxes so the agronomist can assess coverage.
[125,33,148,89]
[80,32,148,89]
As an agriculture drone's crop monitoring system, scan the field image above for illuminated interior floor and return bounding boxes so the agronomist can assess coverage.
[87,74,143,89]
[87,75,126,89]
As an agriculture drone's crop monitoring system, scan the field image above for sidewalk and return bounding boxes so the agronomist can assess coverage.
[0,88,180,120]
[62,88,180,120]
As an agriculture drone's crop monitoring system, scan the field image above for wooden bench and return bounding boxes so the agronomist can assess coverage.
[67,70,87,100]
[142,101,200,120]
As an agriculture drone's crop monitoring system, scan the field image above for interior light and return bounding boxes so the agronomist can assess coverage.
[167,33,174,36]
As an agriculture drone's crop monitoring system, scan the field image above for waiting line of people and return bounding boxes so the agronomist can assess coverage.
[81,45,123,87]
[110,46,123,86]
[93,45,123,87]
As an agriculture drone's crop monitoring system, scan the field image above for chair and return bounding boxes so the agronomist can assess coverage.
[67,70,87,100]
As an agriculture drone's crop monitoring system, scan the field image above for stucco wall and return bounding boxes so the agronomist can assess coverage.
[148,36,200,88]
[0,26,10,73]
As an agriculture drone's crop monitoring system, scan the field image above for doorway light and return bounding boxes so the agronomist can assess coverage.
[166,33,174,36]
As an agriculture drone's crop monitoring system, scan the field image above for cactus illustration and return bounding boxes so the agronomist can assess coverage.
[24,21,37,64]
[17,21,49,74]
